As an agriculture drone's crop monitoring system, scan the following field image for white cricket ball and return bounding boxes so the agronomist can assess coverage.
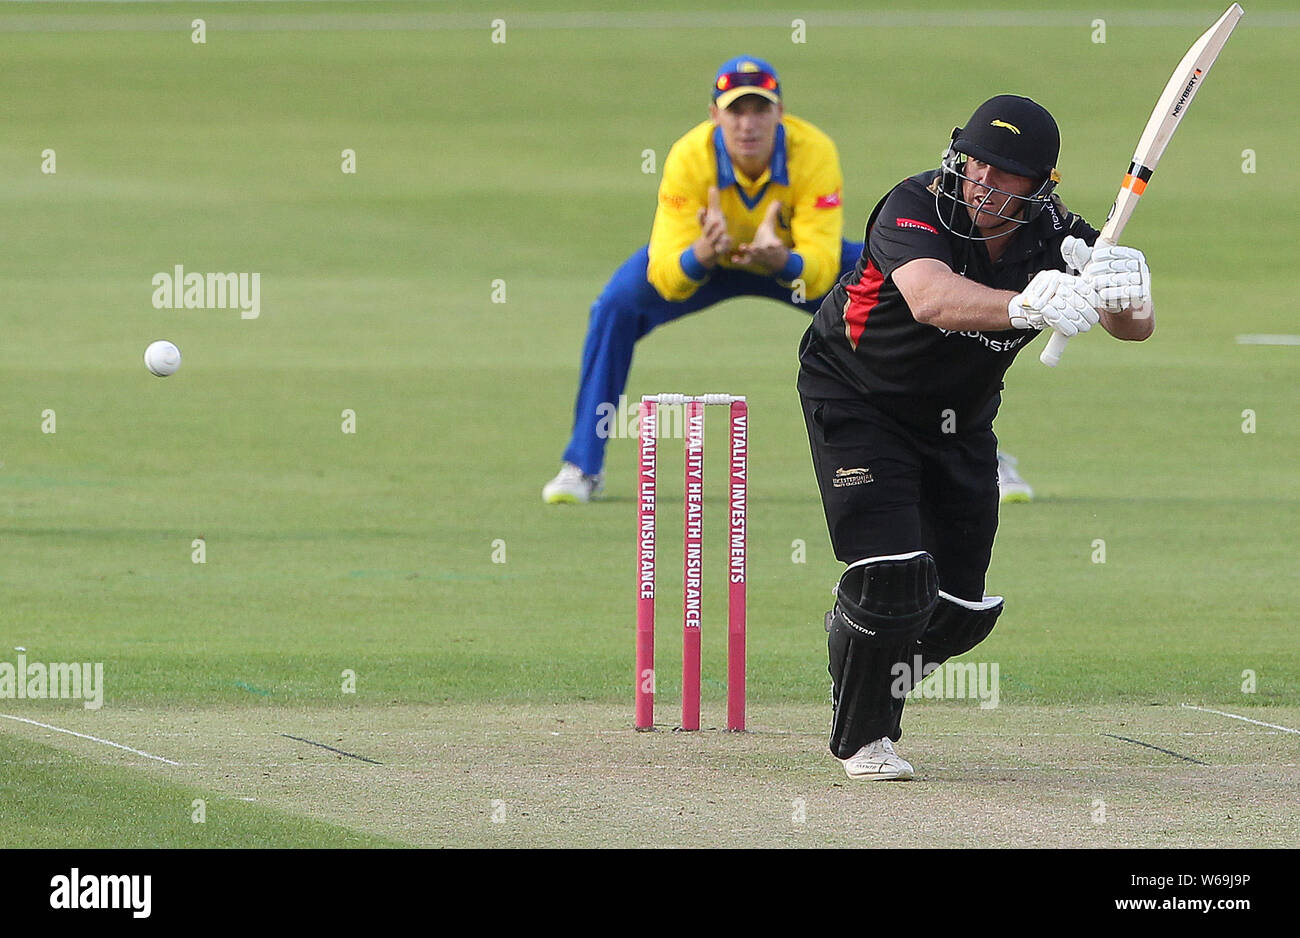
[144,340,182,377]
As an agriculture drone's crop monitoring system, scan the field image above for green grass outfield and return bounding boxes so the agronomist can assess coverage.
[0,0,1296,848]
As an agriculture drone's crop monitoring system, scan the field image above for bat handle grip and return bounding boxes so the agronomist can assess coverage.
[1039,234,1115,367]
[1040,330,1069,367]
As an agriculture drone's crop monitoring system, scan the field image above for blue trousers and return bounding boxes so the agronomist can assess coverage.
[562,239,864,474]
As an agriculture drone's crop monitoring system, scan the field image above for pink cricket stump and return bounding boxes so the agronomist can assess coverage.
[681,400,705,731]
[635,400,658,731]
[727,399,748,732]
[634,393,747,732]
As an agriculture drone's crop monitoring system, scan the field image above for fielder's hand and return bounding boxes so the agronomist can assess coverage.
[693,186,733,267]
[1008,269,1102,337]
[731,201,790,274]
[1060,235,1152,314]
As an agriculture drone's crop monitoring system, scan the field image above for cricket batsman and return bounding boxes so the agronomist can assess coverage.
[798,95,1153,779]
[542,56,861,503]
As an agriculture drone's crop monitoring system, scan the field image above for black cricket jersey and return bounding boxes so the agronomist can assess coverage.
[798,170,1098,425]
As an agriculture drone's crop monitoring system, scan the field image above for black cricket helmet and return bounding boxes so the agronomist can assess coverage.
[937,94,1062,240]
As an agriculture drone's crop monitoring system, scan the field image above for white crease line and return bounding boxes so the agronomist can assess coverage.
[1180,703,1300,736]
[1236,334,1300,345]
[0,713,181,765]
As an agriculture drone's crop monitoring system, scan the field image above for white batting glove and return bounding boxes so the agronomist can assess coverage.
[1084,244,1151,313]
[1060,234,1092,275]
[1008,269,1102,337]
[1062,235,1151,313]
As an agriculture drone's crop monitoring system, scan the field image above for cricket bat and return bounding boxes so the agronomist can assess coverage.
[1040,2,1245,367]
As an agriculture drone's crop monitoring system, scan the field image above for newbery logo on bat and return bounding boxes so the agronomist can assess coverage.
[1171,69,1202,117]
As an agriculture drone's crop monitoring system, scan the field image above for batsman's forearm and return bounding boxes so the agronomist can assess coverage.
[901,265,1018,331]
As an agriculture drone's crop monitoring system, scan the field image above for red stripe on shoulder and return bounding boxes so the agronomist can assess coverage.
[895,217,939,234]
[843,258,885,349]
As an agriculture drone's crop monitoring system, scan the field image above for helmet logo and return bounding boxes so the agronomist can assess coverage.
[990,119,1021,134]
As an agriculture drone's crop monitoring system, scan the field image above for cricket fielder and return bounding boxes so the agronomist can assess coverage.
[542,56,862,503]
[798,95,1153,779]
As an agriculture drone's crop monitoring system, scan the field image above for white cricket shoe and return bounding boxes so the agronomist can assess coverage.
[841,737,915,781]
[542,462,605,504]
[997,450,1033,504]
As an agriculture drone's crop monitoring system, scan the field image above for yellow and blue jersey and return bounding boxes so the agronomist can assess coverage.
[647,114,846,302]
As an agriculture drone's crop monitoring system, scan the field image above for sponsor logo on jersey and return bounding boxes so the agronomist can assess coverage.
[938,328,1033,353]
[990,119,1021,134]
[832,467,874,487]
[896,217,939,234]
[660,193,688,210]
[814,191,842,209]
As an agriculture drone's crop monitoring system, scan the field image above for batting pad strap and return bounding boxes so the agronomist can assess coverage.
[938,590,1004,611]
[833,551,939,643]
[919,593,1006,661]
[844,550,929,571]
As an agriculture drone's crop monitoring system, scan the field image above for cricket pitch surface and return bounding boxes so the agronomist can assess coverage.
[3,702,1296,848]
